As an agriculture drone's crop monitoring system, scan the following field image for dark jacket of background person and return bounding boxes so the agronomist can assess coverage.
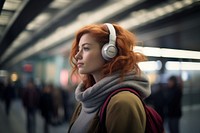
[166,76,183,133]
[148,84,166,120]
[51,88,64,122]
[0,81,5,101]
[22,80,40,111]
[166,76,182,118]
[3,80,15,115]
[39,85,54,122]
[22,80,40,133]
[39,84,54,133]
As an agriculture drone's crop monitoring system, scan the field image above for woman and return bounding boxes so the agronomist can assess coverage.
[68,23,151,133]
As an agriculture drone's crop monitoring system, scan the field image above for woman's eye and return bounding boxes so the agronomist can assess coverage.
[83,47,89,51]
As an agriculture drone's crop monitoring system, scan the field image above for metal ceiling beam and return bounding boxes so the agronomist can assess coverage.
[0,0,5,15]
[0,0,53,58]
[0,0,107,68]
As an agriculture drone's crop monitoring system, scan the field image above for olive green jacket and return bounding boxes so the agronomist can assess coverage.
[68,91,146,133]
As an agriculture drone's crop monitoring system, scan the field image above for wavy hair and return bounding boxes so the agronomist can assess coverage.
[69,23,146,88]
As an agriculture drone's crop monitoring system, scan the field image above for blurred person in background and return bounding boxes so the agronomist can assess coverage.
[22,79,40,133]
[3,79,15,116]
[68,23,151,133]
[51,86,65,125]
[59,86,69,122]
[0,80,5,101]
[65,83,77,122]
[39,84,54,133]
[166,75,183,133]
[146,83,166,120]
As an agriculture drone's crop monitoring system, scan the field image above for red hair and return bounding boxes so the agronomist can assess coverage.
[69,23,146,88]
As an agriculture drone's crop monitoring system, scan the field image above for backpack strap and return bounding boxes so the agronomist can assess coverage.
[99,88,141,124]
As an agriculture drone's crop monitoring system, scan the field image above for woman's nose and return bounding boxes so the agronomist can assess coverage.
[75,50,82,60]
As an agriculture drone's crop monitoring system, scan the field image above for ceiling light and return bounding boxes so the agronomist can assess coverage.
[26,13,51,30]
[0,70,8,77]
[173,1,184,9]
[154,8,166,16]
[119,0,196,30]
[2,0,21,11]
[183,0,194,5]
[134,46,200,60]
[135,46,161,57]
[0,15,10,25]
[78,0,142,24]
[138,60,162,71]
[163,5,175,13]
[49,0,71,9]
[161,48,200,59]
[0,48,13,62]
[165,61,200,70]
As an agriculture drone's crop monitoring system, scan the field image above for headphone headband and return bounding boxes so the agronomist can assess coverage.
[105,23,116,45]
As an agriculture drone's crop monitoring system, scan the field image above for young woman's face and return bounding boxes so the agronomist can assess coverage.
[75,33,105,76]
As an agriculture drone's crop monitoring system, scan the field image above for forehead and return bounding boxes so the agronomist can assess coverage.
[78,33,97,47]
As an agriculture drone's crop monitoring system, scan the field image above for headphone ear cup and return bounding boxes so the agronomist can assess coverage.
[102,43,118,61]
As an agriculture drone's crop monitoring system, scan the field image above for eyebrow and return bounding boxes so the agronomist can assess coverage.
[78,43,92,48]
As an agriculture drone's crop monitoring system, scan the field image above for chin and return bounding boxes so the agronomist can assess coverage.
[78,70,87,74]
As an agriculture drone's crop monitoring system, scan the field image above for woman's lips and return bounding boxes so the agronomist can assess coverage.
[77,63,84,68]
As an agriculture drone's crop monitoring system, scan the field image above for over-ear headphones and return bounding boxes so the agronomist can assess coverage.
[102,23,118,61]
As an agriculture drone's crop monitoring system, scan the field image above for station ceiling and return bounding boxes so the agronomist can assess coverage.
[0,0,200,69]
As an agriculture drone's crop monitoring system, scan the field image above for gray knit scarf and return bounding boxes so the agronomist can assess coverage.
[70,71,151,133]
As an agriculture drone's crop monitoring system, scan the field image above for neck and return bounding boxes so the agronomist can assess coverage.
[92,72,103,83]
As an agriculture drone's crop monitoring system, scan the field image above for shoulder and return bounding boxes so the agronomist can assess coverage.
[106,90,146,121]
[105,91,146,133]
[108,91,144,110]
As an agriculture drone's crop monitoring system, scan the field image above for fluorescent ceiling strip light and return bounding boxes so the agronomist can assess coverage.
[36,0,142,46]
[0,70,8,76]
[0,30,32,62]
[138,60,162,71]
[165,61,200,70]
[28,0,142,52]
[119,0,197,29]
[49,0,71,9]
[78,0,143,24]
[0,15,10,25]
[2,0,21,11]
[134,46,200,60]
[161,48,200,59]
[26,13,51,30]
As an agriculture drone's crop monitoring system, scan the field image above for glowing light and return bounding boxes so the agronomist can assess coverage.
[165,61,200,70]
[0,70,8,77]
[138,61,162,71]
[60,69,69,87]
[181,71,189,81]
[69,74,79,85]
[11,73,18,82]
[134,46,200,60]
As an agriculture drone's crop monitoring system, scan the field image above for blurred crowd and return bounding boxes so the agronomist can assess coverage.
[0,75,182,133]
[146,75,183,133]
[0,78,77,133]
